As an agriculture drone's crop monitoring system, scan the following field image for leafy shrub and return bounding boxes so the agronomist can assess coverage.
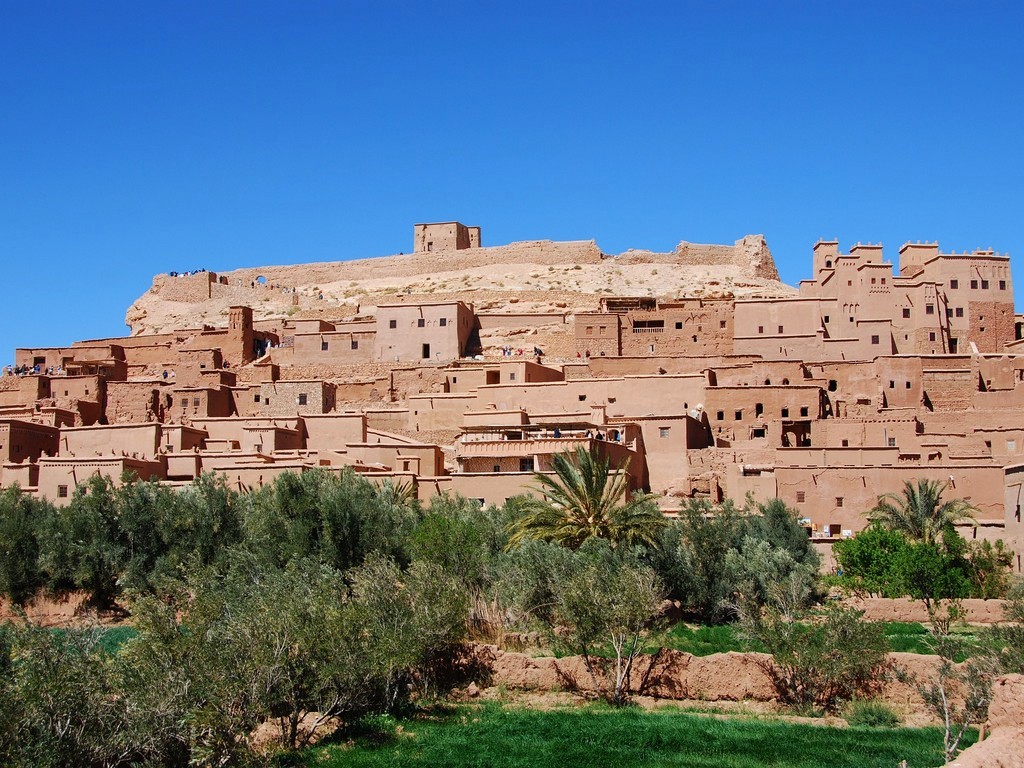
[741,605,890,714]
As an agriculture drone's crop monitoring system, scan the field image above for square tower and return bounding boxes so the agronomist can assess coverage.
[413,222,481,253]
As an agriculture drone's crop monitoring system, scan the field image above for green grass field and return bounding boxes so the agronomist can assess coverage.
[301,704,963,768]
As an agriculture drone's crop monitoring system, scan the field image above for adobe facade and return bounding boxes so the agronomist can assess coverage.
[3,226,1023,573]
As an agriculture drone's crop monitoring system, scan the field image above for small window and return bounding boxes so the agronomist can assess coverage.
[298,393,308,406]
[755,402,764,416]
[675,321,683,330]
[781,407,789,418]
[871,335,880,344]
[719,320,726,329]
[734,410,742,420]
[946,307,953,318]
[192,397,200,407]
[492,464,500,473]
[950,279,959,289]
[417,318,425,328]
[321,340,329,351]
[889,380,895,388]
[956,307,964,318]
[599,326,606,333]
[848,280,852,286]
[778,325,784,334]
[823,315,830,324]
[971,279,979,289]
[881,277,886,284]
[716,410,725,421]
[519,458,534,472]
[926,304,935,315]
[981,280,990,289]
[351,340,359,350]
[439,318,447,327]
[929,332,936,341]
[254,394,261,403]
[871,277,876,285]
[586,326,593,335]
[1008,440,1017,452]
[841,439,849,447]
[902,308,911,318]
[835,497,844,507]
[796,491,805,503]
[758,326,764,334]
[828,380,837,392]
[57,485,68,498]
[659,427,670,438]
[799,406,809,417]
[888,437,896,447]
[508,372,516,382]
[389,319,397,329]
[999,280,1007,290]
[578,394,587,401]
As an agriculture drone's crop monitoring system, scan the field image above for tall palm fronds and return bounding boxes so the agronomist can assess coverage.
[507,446,666,550]
[867,479,977,546]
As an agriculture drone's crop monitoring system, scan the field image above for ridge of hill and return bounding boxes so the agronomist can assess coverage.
[125,234,796,336]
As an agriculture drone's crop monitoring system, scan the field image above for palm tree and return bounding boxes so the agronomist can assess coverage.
[507,445,666,550]
[867,479,977,546]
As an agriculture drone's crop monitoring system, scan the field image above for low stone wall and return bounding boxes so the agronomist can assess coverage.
[482,645,941,708]
[0,592,92,627]
[844,597,1009,624]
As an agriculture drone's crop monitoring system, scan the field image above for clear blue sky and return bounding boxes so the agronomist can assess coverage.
[3,1,1023,356]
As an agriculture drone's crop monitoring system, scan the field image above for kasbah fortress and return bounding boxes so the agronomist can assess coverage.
[3,221,1024,573]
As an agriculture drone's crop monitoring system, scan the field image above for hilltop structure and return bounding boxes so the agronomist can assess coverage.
[3,222,1023,571]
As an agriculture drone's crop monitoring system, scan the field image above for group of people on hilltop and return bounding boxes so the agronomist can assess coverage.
[4,364,64,377]
[168,268,208,277]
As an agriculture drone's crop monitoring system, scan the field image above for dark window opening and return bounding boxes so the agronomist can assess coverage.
[440,318,447,326]
[321,341,329,351]
[417,318,425,328]
[351,340,359,349]
[796,491,806,503]
[58,485,68,498]
[298,393,307,406]
[421,343,430,359]
[389,319,397,328]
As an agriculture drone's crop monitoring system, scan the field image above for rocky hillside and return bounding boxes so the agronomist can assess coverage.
[125,235,796,336]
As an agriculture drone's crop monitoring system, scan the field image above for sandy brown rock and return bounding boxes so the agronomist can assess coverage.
[950,675,1024,768]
